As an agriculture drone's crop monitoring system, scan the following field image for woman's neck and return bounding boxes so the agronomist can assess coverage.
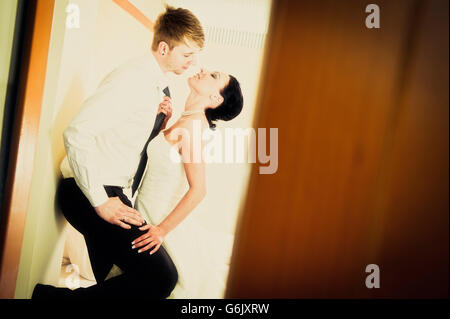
[166,92,209,133]
[184,91,207,112]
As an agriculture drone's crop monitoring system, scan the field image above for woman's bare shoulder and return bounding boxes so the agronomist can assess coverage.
[175,115,210,158]
[177,113,209,132]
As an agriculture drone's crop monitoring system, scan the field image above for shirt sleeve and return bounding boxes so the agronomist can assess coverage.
[63,70,142,207]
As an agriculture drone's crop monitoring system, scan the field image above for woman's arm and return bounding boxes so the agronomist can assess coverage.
[132,119,208,254]
[158,160,206,235]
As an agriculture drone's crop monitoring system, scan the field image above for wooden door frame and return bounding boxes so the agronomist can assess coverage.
[113,0,154,31]
[0,0,55,299]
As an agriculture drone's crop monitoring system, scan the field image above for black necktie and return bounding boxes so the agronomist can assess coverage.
[132,87,171,196]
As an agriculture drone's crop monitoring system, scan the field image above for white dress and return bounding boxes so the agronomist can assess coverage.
[135,132,233,298]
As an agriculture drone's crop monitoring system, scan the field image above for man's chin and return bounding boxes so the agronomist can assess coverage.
[173,69,186,75]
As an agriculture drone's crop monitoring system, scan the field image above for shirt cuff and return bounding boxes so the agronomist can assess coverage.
[84,187,109,208]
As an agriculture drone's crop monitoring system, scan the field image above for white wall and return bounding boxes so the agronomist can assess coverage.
[165,0,272,234]
[0,0,18,144]
[15,0,164,298]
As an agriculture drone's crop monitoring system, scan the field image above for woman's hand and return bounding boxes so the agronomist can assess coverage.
[158,96,173,130]
[131,224,167,254]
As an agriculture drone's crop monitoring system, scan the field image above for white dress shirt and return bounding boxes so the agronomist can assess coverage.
[63,53,168,207]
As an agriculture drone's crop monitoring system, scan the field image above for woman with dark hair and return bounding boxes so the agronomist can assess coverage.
[131,68,243,297]
[204,75,243,129]
[33,68,242,299]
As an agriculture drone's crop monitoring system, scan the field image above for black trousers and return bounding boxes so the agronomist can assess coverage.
[56,178,178,299]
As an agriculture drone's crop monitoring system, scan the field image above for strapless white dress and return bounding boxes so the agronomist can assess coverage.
[135,132,233,298]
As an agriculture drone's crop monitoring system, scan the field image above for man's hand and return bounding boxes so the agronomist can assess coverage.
[158,96,173,130]
[94,197,145,229]
[131,224,167,254]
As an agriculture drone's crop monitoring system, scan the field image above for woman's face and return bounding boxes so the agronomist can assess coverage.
[188,69,230,102]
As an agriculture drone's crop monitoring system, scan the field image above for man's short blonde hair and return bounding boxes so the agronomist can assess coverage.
[151,6,204,51]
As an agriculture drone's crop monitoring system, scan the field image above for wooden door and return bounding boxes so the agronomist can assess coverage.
[226,0,448,298]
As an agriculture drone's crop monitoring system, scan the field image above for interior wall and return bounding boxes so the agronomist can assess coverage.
[165,0,272,234]
[15,0,161,298]
[0,0,18,143]
[0,0,19,232]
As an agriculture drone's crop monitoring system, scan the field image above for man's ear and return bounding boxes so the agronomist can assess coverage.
[158,41,169,56]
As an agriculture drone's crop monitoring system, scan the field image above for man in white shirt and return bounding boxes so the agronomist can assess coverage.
[32,7,204,299]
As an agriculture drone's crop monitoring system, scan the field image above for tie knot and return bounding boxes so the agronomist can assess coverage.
[163,86,171,98]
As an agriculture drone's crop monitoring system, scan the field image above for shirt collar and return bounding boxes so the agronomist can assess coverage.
[146,52,169,91]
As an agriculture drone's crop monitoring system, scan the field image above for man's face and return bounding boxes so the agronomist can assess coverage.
[165,39,201,75]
